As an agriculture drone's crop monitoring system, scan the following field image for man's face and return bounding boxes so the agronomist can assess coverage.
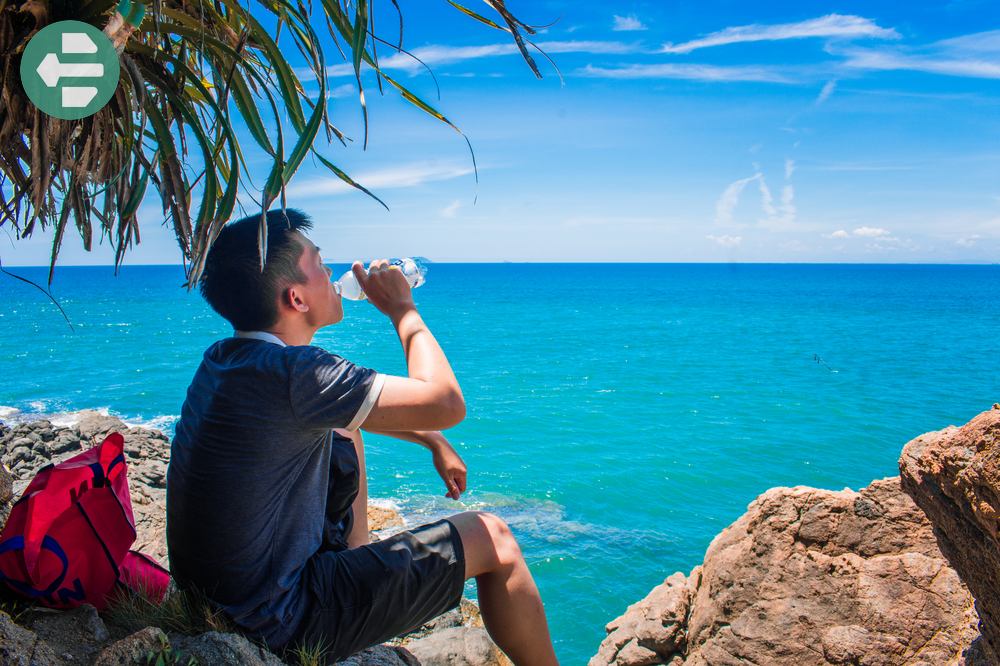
[293,233,343,327]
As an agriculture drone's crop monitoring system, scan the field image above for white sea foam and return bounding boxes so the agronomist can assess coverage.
[0,404,177,434]
[122,414,179,432]
[367,497,403,512]
[48,407,113,428]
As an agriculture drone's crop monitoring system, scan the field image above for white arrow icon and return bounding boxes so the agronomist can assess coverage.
[36,52,104,88]
[63,32,98,54]
[62,87,99,107]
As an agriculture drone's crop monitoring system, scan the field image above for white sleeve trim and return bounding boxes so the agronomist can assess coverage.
[344,373,385,432]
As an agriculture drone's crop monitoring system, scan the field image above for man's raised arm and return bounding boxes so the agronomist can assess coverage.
[355,259,466,432]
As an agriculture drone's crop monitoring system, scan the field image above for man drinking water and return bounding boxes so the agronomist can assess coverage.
[166,209,558,664]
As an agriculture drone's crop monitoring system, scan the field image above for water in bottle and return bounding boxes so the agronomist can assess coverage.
[335,258,427,301]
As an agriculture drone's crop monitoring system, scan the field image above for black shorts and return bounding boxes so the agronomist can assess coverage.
[289,517,467,660]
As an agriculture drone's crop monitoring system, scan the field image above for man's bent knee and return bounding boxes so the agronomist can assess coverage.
[448,511,524,579]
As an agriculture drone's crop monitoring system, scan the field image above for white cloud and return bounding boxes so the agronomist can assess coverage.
[577,63,793,83]
[935,30,1000,54]
[853,226,891,237]
[661,14,899,54]
[815,79,837,105]
[757,175,777,217]
[285,162,475,198]
[715,175,759,224]
[715,168,795,227]
[836,28,1000,80]
[826,227,906,243]
[957,234,982,247]
[612,15,647,32]
[756,175,796,229]
[441,200,462,218]
[784,158,796,180]
[707,234,743,247]
[320,41,639,77]
[840,48,1000,79]
[327,83,356,99]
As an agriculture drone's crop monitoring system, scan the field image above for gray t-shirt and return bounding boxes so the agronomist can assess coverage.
[167,334,383,647]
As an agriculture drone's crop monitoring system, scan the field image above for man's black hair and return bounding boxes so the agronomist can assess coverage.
[199,209,315,330]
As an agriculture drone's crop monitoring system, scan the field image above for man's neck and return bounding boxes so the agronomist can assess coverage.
[259,321,317,347]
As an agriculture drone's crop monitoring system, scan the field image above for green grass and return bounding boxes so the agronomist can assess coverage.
[288,637,333,666]
[0,594,33,624]
[105,585,234,636]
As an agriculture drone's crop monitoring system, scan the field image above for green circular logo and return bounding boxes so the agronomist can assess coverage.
[19,20,120,120]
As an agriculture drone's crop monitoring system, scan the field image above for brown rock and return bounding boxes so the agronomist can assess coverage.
[169,630,286,665]
[338,644,421,665]
[592,478,979,665]
[0,461,12,507]
[93,626,169,665]
[76,411,128,440]
[404,626,510,666]
[0,610,64,665]
[0,610,45,666]
[900,407,1000,664]
[29,604,110,663]
[589,572,693,665]
[398,598,486,643]
[368,504,406,532]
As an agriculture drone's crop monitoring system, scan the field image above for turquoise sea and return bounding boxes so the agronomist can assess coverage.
[1,263,998,663]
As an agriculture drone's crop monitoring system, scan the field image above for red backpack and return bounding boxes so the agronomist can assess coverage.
[0,432,169,609]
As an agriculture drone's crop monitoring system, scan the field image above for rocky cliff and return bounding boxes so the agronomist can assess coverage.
[0,412,507,666]
[590,476,981,664]
[900,404,1000,665]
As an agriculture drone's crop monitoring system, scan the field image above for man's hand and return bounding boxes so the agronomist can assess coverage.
[358,427,469,500]
[428,433,467,500]
[353,259,415,322]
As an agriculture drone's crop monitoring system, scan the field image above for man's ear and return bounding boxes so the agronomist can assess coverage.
[284,284,310,313]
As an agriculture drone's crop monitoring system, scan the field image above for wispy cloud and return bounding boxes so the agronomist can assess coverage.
[286,162,475,198]
[715,165,796,228]
[957,234,982,247]
[328,83,356,99]
[836,28,1000,80]
[715,175,760,224]
[852,226,892,237]
[815,79,837,105]
[757,174,777,217]
[661,14,899,54]
[612,14,647,32]
[441,200,462,218]
[320,41,639,77]
[826,227,910,249]
[935,29,1000,54]
[839,48,1000,79]
[707,234,743,247]
[577,63,794,83]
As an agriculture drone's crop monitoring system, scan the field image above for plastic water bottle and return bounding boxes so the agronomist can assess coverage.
[336,257,428,301]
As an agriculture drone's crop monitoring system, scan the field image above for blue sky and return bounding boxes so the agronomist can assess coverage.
[7,0,1000,265]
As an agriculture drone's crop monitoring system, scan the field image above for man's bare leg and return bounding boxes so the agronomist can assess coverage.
[447,511,559,666]
[338,428,371,549]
